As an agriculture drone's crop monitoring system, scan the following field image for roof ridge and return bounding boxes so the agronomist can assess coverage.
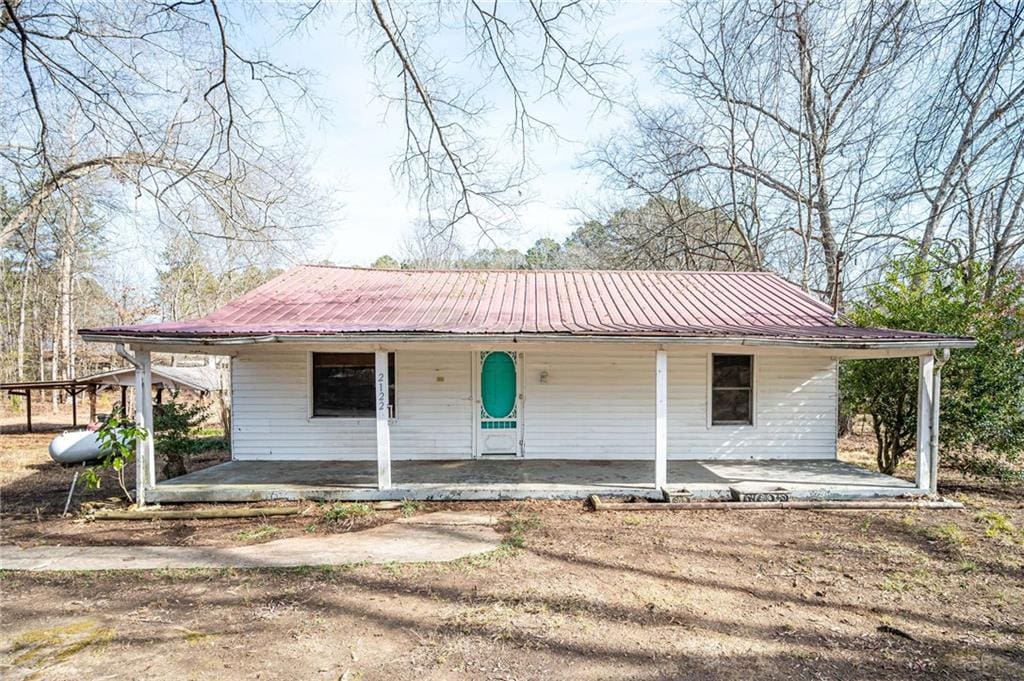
[298,263,779,275]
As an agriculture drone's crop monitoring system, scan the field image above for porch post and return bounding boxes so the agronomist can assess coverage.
[375,351,392,491]
[655,349,668,490]
[915,354,934,493]
[134,349,156,504]
[929,349,950,495]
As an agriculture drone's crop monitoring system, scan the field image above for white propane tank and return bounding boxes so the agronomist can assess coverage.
[48,430,104,465]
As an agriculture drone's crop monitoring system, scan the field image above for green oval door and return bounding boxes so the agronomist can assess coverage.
[481,352,516,418]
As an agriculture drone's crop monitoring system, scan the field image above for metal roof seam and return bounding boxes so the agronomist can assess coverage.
[638,271,691,328]
[567,271,596,331]
[666,274,720,328]
[611,270,657,328]
[582,272,619,332]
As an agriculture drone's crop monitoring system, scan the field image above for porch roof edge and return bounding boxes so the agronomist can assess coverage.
[78,331,978,352]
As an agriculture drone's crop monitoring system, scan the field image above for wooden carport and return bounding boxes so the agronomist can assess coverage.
[0,379,96,432]
[1,365,220,432]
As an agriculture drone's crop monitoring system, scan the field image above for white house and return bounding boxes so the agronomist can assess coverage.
[79,266,974,504]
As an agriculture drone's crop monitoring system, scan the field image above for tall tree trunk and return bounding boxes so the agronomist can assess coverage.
[60,188,79,380]
[16,258,30,381]
[50,298,60,410]
[815,172,841,308]
[794,3,840,306]
[34,273,43,382]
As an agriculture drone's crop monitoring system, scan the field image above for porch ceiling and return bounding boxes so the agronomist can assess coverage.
[149,459,918,504]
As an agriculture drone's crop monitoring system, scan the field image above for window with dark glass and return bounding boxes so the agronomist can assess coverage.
[711,354,753,425]
[312,353,395,417]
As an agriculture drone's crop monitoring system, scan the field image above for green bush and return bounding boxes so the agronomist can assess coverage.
[841,257,1024,477]
[154,397,208,479]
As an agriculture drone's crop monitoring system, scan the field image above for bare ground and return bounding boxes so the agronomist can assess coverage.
[2,417,1023,680]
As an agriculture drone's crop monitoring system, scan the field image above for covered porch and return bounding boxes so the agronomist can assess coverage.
[147,458,918,503]
[107,342,957,505]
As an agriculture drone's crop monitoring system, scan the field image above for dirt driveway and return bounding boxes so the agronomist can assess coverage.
[2,431,1023,680]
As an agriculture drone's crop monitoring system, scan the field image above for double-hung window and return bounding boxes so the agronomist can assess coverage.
[710,354,753,425]
[311,352,396,418]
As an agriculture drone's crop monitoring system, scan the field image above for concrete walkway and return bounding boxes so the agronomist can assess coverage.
[0,512,501,572]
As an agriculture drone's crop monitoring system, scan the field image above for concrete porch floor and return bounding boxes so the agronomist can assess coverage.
[148,459,920,503]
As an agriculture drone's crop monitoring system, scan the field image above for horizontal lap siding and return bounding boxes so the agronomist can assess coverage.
[230,345,837,461]
[391,351,473,456]
[523,347,836,460]
[524,348,656,458]
[231,349,472,460]
[667,351,837,459]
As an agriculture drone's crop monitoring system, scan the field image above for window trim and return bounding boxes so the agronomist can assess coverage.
[706,353,756,428]
[307,351,397,420]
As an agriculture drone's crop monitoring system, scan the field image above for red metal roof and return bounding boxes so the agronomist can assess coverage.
[80,265,970,344]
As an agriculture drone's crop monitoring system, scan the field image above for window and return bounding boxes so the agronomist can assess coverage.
[711,354,753,425]
[312,352,395,418]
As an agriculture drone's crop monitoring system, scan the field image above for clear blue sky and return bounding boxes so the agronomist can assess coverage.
[249,2,669,265]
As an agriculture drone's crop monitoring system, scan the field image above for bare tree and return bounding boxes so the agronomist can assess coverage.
[586,107,772,271]
[1,0,321,254]
[290,0,620,241]
[1,0,326,386]
[589,0,920,303]
[399,220,467,268]
[907,0,1024,293]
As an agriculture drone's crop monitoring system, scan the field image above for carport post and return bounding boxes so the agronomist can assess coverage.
[11,389,32,432]
[915,354,934,493]
[375,351,392,491]
[655,349,668,490]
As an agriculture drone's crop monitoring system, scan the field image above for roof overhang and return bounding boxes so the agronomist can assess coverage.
[78,331,978,354]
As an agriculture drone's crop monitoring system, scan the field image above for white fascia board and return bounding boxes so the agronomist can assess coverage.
[79,331,978,356]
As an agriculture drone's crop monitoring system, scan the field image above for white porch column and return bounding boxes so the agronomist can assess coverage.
[133,349,156,505]
[929,349,950,495]
[655,349,668,490]
[375,351,392,491]
[915,354,934,493]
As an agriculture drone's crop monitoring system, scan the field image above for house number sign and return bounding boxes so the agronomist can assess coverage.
[376,370,387,415]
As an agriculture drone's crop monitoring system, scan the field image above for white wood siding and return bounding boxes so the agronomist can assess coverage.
[666,350,838,459]
[231,348,473,460]
[524,347,836,460]
[524,348,656,458]
[230,344,837,461]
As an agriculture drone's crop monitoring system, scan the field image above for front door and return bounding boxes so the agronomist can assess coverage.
[477,351,520,455]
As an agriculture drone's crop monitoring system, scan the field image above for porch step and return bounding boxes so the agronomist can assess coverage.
[662,488,693,503]
[728,484,791,502]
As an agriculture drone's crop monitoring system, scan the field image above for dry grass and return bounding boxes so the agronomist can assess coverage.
[2,425,1023,679]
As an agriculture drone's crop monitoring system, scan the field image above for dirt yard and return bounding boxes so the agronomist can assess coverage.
[2,423,1023,679]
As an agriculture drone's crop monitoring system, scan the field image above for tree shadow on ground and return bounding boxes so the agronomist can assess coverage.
[4,570,1012,681]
